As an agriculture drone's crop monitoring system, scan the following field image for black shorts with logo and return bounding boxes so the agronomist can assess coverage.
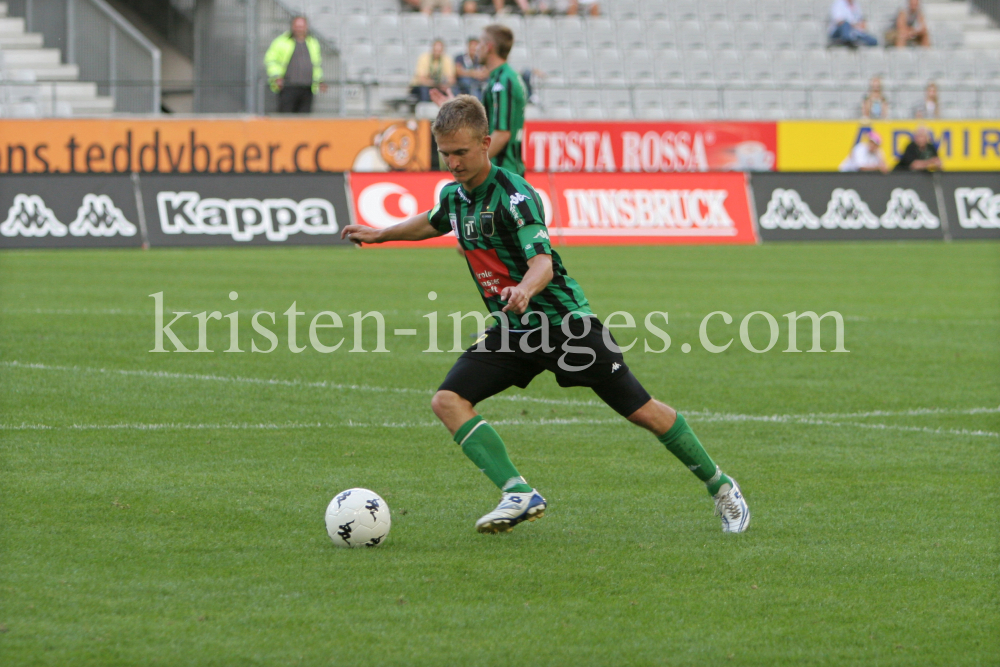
[438,315,652,417]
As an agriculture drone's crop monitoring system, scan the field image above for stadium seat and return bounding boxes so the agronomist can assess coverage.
[573,88,605,119]
[892,89,924,118]
[596,51,628,86]
[941,90,978,118]
[665,93,697,120]
[737,23,767,52]
[535,55,567,86]
[802,51,834,87]
[770,22,796,51]
[640,2,671,21]
[782,88,810,117]
[829,51,863,87]
[625,52,657,86]
[337,0,369,16]
[432,13,463,33]
[377,45,410,82]
[541,88,574,119]
[700,0,731,23]
[860,50,890,83]
[507,45,531,70]
[715,52,745,84]
[683,53,716,85]
[753,90,786,120]
[677,22,707,52]
[646,22,679,52]
[671,0,700,23]
[612,0,643,21]
[978,58,1000,84]
[617,19,647,51]
[811,90,850,119]
[654,52,686,85]
[566,54,598,86]
[757,0,786,24]
[589,21,619,51]
[634,88,667,118]
[602,88,635,119]
[723,89,757,119]
[980,90,1000,118]
[744,52,778,84]
[494,14,525,39]
[463,14,492,36]
[706,23,738,52]
[793,23,827,51]
[888,51,922,86]
[555,16,587,49]
[946,52,978,84]
[527,22,558,51]
[691,89,723,119]
[920,52,948,84]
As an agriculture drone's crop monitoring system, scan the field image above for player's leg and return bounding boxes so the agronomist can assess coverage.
[435,352,547,532]
[591,373,750,533]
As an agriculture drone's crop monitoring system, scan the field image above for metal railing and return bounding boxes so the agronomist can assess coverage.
[970,0,1000,25]
[6,0,161,113]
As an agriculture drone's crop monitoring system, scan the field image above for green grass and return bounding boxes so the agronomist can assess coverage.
[1,242,998,666]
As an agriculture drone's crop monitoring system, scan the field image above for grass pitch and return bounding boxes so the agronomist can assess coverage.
[1,242,998,666]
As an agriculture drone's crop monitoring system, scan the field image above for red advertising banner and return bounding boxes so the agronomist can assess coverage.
[349,171,757,246]
[546,172,757,245]
[524,121,777,173]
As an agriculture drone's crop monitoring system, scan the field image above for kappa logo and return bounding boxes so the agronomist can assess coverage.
[759,189,820,230]
[509,192,529,206]
[880,188,939,229]
[820,188,880,230]
[492,82,504,93]
[457,188,471,204]
[1,193,137,238]
[533,229,549,240]
[337,520,354,543]
[955,187,1000,229]
[156,191,337,242]
[611,362,621,372]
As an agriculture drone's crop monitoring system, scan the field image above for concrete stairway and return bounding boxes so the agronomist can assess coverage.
[924,0,1000,49]
[0,1,116,116]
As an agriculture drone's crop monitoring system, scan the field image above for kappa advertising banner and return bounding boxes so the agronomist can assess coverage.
[0,174,142,248]
[752,172,944,241]
[139,173,352,247]
[778,120,1000,172]
[350,171,757,246]
[0,118,431,174]
[348,171,553,247]
[524,121,777,173]
[939,172,1000,240]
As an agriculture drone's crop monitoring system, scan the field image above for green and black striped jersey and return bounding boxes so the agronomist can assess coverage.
[481,62,526,176]
[428,164,591,329]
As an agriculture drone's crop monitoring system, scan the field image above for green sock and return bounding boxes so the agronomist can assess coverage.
[453,416,532,493]
[657,413,732,496]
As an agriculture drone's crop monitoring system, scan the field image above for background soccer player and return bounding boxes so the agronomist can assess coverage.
[340,96,749,535]
[432,24,527,176]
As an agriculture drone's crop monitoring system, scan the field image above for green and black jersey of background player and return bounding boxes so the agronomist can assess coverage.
[480,62,526,176]
[429,164,588,330]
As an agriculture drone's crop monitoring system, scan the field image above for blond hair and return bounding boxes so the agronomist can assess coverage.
[432,95,489,141]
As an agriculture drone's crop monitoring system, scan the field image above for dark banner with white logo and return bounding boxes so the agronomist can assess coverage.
[751,172,944,241]
[938,173,1000,240]
[0,174,143,248]
[139,173,352,247]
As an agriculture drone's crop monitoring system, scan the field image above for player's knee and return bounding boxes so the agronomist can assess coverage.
[431,390,469,418]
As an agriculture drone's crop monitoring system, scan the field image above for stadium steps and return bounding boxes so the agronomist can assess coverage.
[0,0,116,117]
[923,0,1000,49]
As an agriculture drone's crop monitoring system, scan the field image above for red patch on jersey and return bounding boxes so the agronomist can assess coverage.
[464,248,518,297]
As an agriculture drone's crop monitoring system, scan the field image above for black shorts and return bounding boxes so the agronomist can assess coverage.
[438,315,652,418]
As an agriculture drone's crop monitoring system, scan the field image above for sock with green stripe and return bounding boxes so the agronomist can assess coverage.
[657,413,732,496]
[454,416,533,493]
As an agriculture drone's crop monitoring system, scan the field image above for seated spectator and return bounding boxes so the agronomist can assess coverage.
[839,130,888,173]
[887,0,930,47]
[493,0,533,13]
[915,81,940,118]
[420,0,455,14]
[411,39,456,103]
[829,0,878,47]
[455,38,487,96]
[567,0,600,16]
[861,76,890,119]
[894,125,943,171]
[401,0,422,11]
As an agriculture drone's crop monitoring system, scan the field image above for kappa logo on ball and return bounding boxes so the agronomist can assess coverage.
[156,191,337,242]
[1,193,137,238]
[955,187,1000,229]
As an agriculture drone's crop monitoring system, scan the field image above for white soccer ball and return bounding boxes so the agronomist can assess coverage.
[325,488,391,548]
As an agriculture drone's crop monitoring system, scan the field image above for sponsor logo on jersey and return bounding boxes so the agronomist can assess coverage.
[492,82,504,93]
[533,229,549,240]
[955,187,1000,229]
[509,192,529,206]
[463,214,479,240]
[611,362,621,372]
[448,213,458,235]
[480,211,495,237]
[156,191,337,242]
[464,247,517,296]
[457,187,471,203]
[0,193,137,238]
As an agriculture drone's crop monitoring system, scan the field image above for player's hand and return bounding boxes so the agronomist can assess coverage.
[275,77,284,90]
[340,225,382,246]
[429,88,455,107]
[500,285,530,315]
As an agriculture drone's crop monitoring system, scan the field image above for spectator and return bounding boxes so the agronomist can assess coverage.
[839,129,888,173]
[567,0,600,16]
[894,125,943,171]
[887,0,931,47]
[401,0,422,10]
[861,76,890,119]
[411,39,456,103]
[420,0,455,14]
[829,0,878,47]
[264,16,324,113]
[493,0,533,13]
[915,81,940,118]
[455,38,487,96]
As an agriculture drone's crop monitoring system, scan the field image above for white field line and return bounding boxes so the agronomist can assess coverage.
[2,360,998,438]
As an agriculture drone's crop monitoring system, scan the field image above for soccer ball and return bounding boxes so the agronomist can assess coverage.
[325,488,391,548]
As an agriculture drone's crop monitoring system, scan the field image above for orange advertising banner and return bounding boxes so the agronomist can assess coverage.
[0,117,431,174]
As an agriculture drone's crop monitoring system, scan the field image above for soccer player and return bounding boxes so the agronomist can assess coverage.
[432,24,526,176]
[340,96,749,535]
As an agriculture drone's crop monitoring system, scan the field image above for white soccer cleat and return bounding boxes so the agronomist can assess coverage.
[713,479,750,533]
[475,489,547,534]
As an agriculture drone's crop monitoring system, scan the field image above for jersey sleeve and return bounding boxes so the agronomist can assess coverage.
[506,183,550,258]
[427,190,454,235]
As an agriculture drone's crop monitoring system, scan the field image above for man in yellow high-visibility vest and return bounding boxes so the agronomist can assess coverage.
[264,16,324,113]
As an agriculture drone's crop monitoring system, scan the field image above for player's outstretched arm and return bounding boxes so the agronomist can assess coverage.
[340,212,443,245]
